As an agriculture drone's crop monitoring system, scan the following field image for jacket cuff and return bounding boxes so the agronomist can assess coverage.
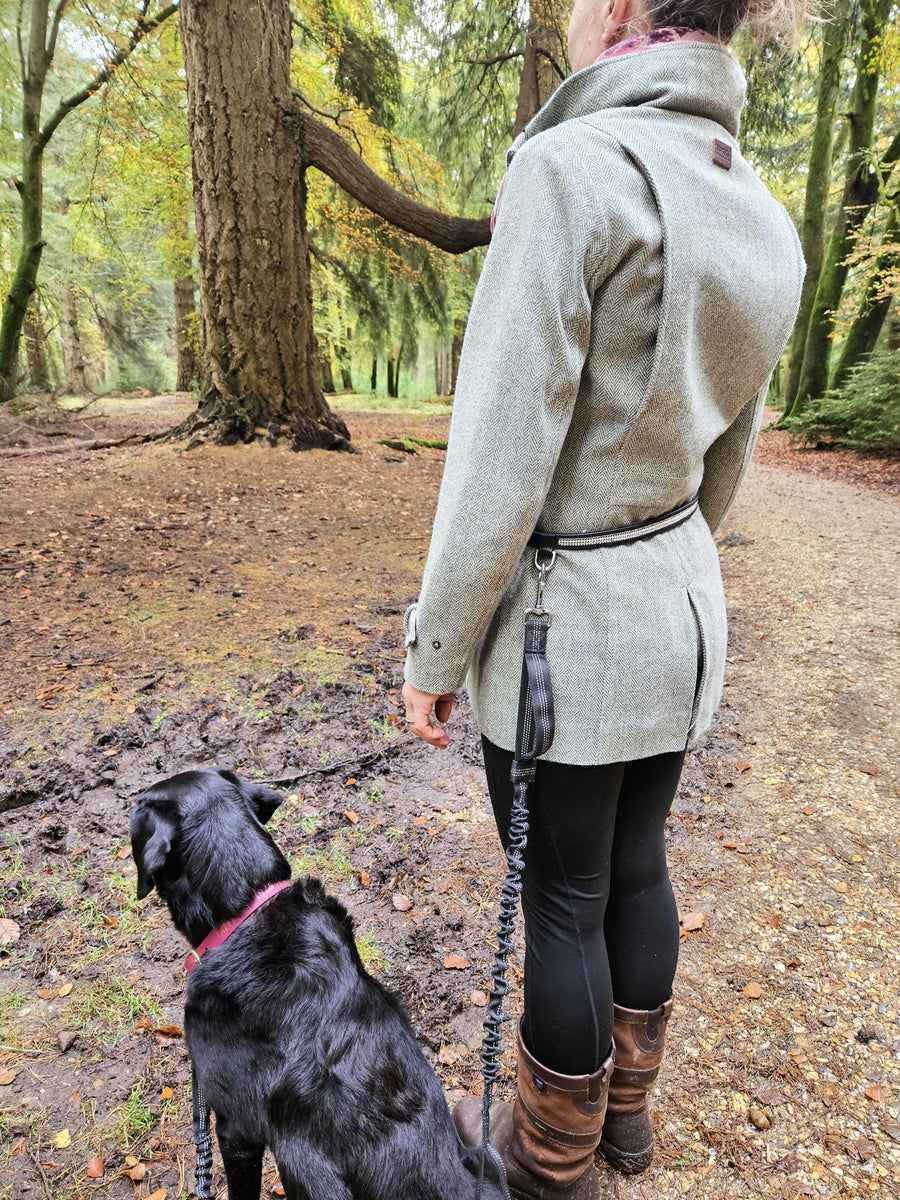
[402,602,467,696]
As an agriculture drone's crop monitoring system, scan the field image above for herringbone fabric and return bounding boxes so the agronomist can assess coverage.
[404,43,804,765]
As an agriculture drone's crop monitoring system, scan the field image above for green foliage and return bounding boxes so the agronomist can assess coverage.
[784,348,900,450]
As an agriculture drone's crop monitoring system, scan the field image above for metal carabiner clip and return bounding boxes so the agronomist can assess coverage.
[524,549,556,625]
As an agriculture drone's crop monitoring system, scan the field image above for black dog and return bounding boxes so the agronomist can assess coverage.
[130,767,505,1200]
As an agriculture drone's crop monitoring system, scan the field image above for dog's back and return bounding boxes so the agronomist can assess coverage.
[132,770,506,1199]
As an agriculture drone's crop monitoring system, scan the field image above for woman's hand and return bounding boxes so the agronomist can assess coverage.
[402,682,454,749]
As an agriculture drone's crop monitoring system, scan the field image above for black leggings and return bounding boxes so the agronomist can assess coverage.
[482,737,684,1077]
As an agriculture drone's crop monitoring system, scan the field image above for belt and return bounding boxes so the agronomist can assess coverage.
[527,494,699,553]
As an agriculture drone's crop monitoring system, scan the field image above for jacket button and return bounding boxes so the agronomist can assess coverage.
[432,640,441,649]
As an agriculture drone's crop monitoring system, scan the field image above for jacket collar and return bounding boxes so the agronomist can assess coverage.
[508,42,745,164]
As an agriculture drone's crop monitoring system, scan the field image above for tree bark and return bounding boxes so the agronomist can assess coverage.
[173,271,198,392]
[178,0,351,449]
[61,282,87,394]
[832,175,898,387]
[24,300,53,392]
[513,0,568,136]
[781,5,850,416]
[295,111,491,253]
[791,0,893,416]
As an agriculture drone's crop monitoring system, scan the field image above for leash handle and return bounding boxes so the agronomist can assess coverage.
[191,1064,214,1200]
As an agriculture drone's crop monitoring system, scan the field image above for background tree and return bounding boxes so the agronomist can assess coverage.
[0,0,178,401]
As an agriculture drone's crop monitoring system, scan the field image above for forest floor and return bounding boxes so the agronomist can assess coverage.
[0,395,898,1200]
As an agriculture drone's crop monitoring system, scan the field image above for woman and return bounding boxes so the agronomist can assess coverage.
[402,1,805,1197]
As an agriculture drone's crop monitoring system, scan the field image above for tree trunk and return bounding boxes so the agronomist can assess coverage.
[513,0,568,136]
[321,343,336,393]
[173,271,199,392]
[336,326,353,391]
[24,300,52,392]
[371,358,378,391]
[178,0,351,449]
[832,197,898,387]
[61,283,88,394]
[781,6,849,416]
[790,0,893,416]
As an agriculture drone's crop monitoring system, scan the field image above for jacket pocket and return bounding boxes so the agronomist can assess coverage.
[687,590,709,741]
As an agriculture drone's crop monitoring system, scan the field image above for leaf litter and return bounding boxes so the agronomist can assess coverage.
[0,403,897,1197]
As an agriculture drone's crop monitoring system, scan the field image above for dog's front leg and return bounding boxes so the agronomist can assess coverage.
[218,1134,265,1200]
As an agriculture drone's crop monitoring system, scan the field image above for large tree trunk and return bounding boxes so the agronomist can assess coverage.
[790,0,893,417]
[178,0,351,449]
[781,5,850,417]
[61,283,88,394]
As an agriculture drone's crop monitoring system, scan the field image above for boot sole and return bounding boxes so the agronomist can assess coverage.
[598,1137,653,1175]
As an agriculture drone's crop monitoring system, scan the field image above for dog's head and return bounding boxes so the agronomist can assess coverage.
[130,767,290,945]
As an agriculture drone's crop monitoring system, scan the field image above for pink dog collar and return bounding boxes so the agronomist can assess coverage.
[184,880,292,974]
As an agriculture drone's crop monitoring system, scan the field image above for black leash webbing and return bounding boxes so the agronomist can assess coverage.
[191,1064,214,1200]
[476,551,556,1200]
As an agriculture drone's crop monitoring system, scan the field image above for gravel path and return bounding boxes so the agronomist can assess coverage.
[632,458,900,1199]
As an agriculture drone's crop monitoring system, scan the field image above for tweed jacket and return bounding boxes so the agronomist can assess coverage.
[404,43,804,765]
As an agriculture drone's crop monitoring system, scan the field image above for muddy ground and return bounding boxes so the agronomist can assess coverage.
[0,396,898,1199]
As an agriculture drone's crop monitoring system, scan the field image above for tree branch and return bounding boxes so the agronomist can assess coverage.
[46,0,68,65]
[463,50,522,66]
[35,1,179,157]
[293,109,491,255]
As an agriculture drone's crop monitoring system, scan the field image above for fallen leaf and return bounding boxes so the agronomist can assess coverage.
[392,895,413,912]
[116,847,131,860]
[123,1162,148,1181]
[58,1030,78,1052]
[273,1184,286,1197]
[743,982,763,999]
[859,765,878,776]
[86,1157,104,1178]
[864,1084,889,1104]
[471,990,489,1007]
[679,911,706,932]
[346,778,356,786]
[343,810,359,825]
[161,1086,174,1100]
[102,915,119,928]
[755,1081,788,1106]
[358,870,371,887]
[766,913,781,928]
[51,1129,71,1149]
[0,918,21,947]
[413,816,427,825]
[882,1121,900,1143]
[124,1155,140,1168]
[146,1189,168,1200]
[848,1136,873,1163]
[38,988,58,1000]
[0,1069,16,1085]
[154,1025,183,1038]
[735,762,752,772]
[58,982,74,997]
[443,954,470,970]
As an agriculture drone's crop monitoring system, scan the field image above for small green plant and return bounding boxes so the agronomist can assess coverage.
[116,1083,157,1148]
[71,976,164,1041]
[356,931,387,972]
[784,348,900,451]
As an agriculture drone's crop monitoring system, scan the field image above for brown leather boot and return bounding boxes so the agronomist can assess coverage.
[454,1021,613,1200]
[598,998,673,1175]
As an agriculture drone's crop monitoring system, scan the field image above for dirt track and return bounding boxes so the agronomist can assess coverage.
[0,402,898,1198]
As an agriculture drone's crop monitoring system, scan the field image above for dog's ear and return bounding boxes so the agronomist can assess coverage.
[214,768,285,824]
[245,783,285,825]
[131,808,175,900]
